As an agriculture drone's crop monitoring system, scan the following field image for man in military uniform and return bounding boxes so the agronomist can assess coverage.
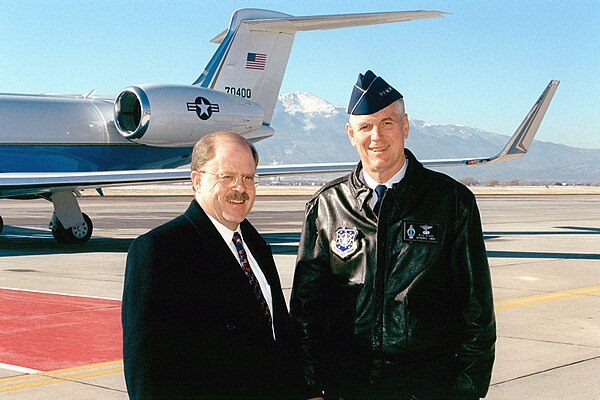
[291,71,496,400]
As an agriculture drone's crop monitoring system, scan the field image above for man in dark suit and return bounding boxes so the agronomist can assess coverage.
[122,131,301,399]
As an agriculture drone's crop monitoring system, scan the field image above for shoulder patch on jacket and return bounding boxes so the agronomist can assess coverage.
[330,227,360,259]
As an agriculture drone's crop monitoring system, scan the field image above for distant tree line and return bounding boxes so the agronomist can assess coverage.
[458,177,600,187]
[262,176,599,187]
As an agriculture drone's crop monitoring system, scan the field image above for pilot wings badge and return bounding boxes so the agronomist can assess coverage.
[420,224,432,235]
[330,228,360,259]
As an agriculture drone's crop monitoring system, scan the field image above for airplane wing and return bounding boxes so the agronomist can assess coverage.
[0,169,191,198]
[0,80,559,197]
[246,79,561,176]
[0,163,354,198]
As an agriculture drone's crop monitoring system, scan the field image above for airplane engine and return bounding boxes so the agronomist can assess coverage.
[113,84,265,147]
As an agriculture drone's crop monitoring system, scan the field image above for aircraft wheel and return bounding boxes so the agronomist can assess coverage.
[0,215,3,234]
[52,213,93,244]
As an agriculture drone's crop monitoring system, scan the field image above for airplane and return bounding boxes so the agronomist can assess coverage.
[0,8,559,244]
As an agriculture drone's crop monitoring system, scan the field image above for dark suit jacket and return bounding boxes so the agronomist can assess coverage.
[122,200,302,399]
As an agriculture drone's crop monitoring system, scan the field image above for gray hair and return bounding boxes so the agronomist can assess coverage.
[393,98,406,116]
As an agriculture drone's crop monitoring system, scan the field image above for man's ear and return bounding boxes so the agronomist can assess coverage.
[190,171,202,191]
[403,113,409,139]
[346,122,357,147]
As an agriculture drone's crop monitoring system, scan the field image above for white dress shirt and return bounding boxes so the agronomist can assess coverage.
[361,158,409,210]
[205,214,275,339]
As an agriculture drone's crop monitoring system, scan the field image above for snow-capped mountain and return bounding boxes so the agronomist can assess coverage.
[254,92,600,183]
[279,92,340,116]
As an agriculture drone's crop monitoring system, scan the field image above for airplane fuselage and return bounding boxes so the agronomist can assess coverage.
[0,94,194,173]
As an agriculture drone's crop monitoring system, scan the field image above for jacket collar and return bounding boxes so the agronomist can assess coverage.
[183,199,210,233]
[183,199,260,244]
[348,163,371,211]
[183,199,272,276]
[348,148,424,210]
[394,148,423,187]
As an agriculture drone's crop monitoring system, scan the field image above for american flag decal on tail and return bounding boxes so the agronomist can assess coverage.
[246,52,267,70]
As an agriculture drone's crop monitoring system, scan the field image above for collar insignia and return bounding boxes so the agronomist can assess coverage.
[331,228,360,259]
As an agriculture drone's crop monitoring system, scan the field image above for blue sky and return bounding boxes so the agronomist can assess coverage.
[1,1,598,148]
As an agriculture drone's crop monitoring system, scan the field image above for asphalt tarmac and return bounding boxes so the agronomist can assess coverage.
[0,191,599,399]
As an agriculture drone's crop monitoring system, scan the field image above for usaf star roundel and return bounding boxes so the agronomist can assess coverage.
[330,227,359,259]
[187,96,220,120]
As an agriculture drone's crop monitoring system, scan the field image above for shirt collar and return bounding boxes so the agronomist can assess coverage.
[361,157,409,190]
[205,212,243,243]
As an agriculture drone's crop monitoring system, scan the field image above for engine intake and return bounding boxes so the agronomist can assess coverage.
[113,84,265,147]
[114,86,151,140]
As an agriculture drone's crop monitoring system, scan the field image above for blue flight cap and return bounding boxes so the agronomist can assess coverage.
[347,70,403,115]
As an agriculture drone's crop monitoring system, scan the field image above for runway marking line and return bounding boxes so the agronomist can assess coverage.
[0,286,120,301]
[0,360,123,393]
[495,285,600,310]
[0,362,39,374]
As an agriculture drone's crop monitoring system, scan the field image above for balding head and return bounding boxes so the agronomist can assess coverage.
[191,131,259,173]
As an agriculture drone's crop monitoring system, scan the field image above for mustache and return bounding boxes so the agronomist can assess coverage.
[227,192,250,202]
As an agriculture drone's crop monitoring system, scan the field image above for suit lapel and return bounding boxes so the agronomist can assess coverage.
[183,200,254,285]
[184,200,283,341]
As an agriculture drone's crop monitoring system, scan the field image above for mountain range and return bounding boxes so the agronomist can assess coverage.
[254,92,600,184]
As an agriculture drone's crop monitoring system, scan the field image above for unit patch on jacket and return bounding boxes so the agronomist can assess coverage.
[402,221,440,243]
[330,228,360,259]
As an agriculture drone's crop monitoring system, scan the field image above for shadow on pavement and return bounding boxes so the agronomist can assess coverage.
[0,225,133,256]
[2,227,597,259]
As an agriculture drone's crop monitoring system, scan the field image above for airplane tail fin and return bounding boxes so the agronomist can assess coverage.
[193,9,445,126]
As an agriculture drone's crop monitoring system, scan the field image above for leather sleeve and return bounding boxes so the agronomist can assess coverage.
[290,199,331,398]
[451,193,496,397]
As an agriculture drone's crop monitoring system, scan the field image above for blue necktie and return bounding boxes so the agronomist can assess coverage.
[232,232,273,326]
[373,184,387,215]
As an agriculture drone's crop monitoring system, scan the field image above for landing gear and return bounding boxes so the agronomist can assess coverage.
[0,215,3,234]
[51,212,93,244]
[47,191,94,244]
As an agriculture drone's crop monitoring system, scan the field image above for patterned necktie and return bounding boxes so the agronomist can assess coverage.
[232,232,273,326]
[373,184,387,215]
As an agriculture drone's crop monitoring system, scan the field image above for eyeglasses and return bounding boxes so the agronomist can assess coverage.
[199,171,260,188]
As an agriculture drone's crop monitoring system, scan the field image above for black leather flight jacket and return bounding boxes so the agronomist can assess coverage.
[290,149,496,398]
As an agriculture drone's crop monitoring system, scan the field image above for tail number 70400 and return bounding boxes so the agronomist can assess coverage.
[225,86,252,98]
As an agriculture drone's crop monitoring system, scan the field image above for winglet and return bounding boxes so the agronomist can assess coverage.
[489,80,560,163]
[423,80,560,168]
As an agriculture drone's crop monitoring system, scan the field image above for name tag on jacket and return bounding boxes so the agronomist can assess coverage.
[402,221,440,243]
